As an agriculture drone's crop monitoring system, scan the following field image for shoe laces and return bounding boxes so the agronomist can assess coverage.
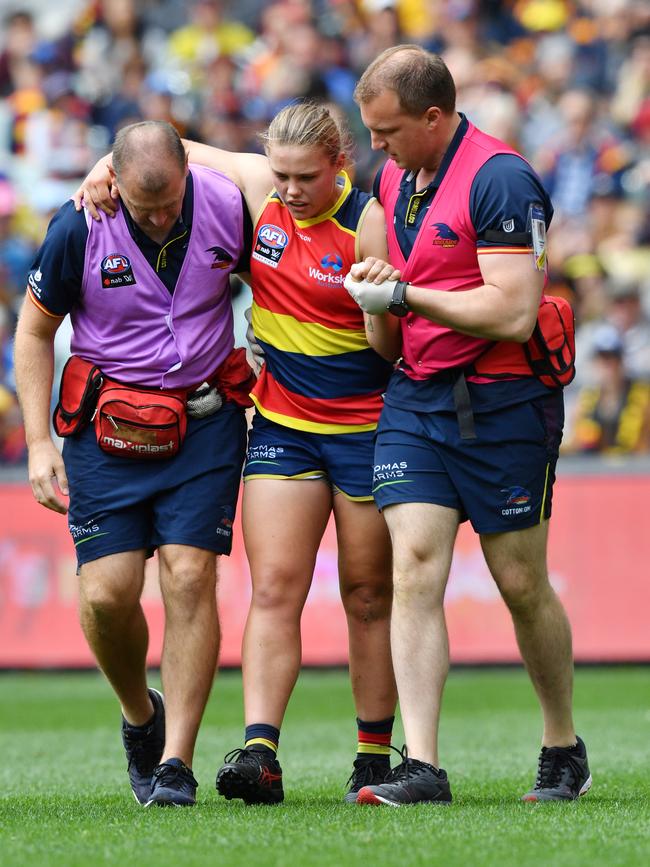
[534,746,579,790]
[153,761,197,789]
[345,758,389,792]
[124,725,161,774]
[223,747,273,769]
[384,745,435,784]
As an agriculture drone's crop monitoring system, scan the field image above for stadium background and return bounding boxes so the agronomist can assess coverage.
[1,0,649,667]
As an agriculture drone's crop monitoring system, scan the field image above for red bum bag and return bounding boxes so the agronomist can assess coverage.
[93,382,187,459]
[54,356,186,460]
[54,349,255,460]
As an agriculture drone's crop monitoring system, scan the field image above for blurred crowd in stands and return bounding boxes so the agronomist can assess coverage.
[0,0,649,463]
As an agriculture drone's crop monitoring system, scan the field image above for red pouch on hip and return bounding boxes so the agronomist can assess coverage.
[53,355,103,437]
[94,382,187,459]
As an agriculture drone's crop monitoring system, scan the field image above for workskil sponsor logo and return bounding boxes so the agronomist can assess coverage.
[308,265,345,285]
[100,253,136,287]
[252,224,289,268]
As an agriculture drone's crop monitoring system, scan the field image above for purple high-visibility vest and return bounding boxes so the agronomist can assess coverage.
[72,164,244,389]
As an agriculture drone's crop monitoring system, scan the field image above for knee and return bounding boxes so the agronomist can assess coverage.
[498,569,550,618]
[392,547,446,606]
[162,563,216,606]
[79,579,139,626]
[250,568,303,617]
[341,575,393,623]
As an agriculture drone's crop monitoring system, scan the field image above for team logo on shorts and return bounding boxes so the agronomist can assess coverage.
[500,486,532,516]
[216,506,234,537]
[100,253,136,287]
[252,224,289,269]
[431,223,459,248]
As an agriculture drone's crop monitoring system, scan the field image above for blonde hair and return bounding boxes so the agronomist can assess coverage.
[259,100,352,164]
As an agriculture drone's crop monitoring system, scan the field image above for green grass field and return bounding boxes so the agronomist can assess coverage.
[1,667,648,866]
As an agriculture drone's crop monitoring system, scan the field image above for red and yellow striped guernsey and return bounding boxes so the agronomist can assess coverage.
[249,172,393,434]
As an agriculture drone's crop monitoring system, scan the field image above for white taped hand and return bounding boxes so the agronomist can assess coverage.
[244,307,265,366]
[343,273,397,314]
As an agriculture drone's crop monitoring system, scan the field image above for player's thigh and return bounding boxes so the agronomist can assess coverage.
[332,496,392,590]
[480,520,551,598]
[242,477,333,600]
[383,501,459,599]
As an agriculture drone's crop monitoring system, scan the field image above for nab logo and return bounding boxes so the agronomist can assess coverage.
[101,254,131,273]
[432,223,459,248]
[258,224,288,249]
[320,253,343,272]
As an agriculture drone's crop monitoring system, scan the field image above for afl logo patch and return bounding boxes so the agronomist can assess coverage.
[100,253,136,287]
[252,224,289,269]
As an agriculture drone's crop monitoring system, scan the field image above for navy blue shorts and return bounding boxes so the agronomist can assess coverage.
[63,404,247,565]
[373,392,564,533]
[243,413,375,501]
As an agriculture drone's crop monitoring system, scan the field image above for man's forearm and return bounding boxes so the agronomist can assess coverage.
[14,329,56,446]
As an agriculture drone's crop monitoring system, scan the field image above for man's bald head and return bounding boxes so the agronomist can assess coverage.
[112,121,188,192]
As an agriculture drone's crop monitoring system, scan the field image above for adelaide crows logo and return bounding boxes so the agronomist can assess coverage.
[502,486,531,506]
[207,245,233,269]
[432,223,459,248]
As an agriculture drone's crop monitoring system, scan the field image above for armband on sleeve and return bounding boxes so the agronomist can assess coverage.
[481,229,532,246]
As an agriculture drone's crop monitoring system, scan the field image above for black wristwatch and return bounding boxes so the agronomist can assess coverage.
[387,281,410,317]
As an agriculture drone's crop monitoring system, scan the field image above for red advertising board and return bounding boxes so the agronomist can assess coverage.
[0,475,648,667]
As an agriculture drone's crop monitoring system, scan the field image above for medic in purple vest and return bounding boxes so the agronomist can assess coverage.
[15,121,252,808]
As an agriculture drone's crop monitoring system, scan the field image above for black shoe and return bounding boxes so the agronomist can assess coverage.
[146,758,198,806]
[216,747,284,805]
[344,758,391,803]
[121,688,165,804]
[522,735,592,802]
[356,746,452,806]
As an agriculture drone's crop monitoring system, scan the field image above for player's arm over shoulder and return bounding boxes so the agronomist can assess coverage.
[184,141,272,216]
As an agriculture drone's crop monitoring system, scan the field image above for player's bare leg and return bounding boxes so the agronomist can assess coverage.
[335,496,396,719]
[334,495,397,800]
[216,478,331,805]
[241,478,332,727]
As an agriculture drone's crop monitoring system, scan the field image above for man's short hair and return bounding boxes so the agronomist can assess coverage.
[112,121,187,192]
[354,45,456,116]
